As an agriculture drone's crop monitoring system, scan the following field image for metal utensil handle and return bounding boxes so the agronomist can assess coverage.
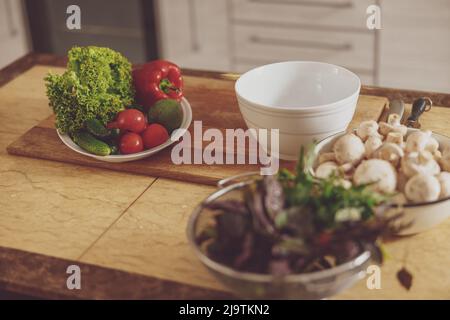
[406,97,432,128]
[389,99,405,120]
[217,172,261,189]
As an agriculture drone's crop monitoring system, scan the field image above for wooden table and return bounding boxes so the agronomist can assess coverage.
[0,53,449,299]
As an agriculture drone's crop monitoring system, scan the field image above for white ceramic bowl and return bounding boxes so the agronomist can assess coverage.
[235,61,361,160]
[57,97,192,163]
[314,128,450,235]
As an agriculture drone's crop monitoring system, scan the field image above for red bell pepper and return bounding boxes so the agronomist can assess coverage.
[133,60,183,110]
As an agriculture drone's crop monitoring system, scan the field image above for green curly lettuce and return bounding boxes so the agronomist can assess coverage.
[45,46,134,134]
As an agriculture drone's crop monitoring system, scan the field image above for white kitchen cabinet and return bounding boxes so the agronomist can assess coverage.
[232,24,374,73]
[379,0,450,93]
[157,0,450,92]
[156,0,231,71]
[156,0,376,83]
[231,0,374,29]
[0,0,30,68]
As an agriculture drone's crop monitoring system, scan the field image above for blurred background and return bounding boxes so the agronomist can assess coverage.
[1,0,449,92]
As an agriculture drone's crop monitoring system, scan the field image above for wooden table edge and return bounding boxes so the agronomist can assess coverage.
[2,53,450,107]
[0,245,233,299]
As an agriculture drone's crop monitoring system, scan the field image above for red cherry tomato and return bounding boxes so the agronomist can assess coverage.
[141,124,169,149]
[107,109,147,133]
[119,132,144,154]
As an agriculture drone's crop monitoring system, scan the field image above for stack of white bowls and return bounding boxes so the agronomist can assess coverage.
[235,61,361,160]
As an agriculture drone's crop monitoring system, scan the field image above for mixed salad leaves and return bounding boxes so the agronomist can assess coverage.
[45,46,184,156]
[45,46,134,135]
[197,147,412,285]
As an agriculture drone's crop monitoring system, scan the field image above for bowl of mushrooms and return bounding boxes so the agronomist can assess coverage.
[313,113,450,235]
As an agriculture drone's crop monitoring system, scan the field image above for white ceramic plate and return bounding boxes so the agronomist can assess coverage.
[57,97,192,163]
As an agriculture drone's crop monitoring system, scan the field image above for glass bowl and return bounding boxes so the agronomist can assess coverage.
[186,175,373,299]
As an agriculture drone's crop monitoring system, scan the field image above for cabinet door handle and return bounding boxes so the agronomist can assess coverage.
[250,35,353,51]
[5,0,18,37]
[250,0,354,9]
[188,0,200,52]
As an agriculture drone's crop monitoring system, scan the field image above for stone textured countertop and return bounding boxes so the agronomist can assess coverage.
[0,54,449,299]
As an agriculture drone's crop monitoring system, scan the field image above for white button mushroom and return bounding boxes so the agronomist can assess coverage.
[401,150,441,178]
[339,162,354,173]
[433,150,442,162]
[333,134,365,165]
[405,174,441,203]
[318,152,336,165]
[396,171,408,192]
[353,159,397,193]
[437,172,450,199]
[315,161,339,179]
[386,132,405,147]
[373,142,404,168]
[356,120,382,142]
[388,113,402,126]
[379,114,408,137]
[392,193,407,206]
[364,136,383,158]
[379,123,408,137]
[405,130,439,154]
[335,179,352,190]
[427,137,439,154]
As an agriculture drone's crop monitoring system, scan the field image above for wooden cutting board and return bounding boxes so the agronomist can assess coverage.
[6,75,387,186]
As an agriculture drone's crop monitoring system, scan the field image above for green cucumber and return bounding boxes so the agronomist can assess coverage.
[102,129,121,148]
[109,128,121,138]
[85,119,110,138]
[73,131,111,156]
